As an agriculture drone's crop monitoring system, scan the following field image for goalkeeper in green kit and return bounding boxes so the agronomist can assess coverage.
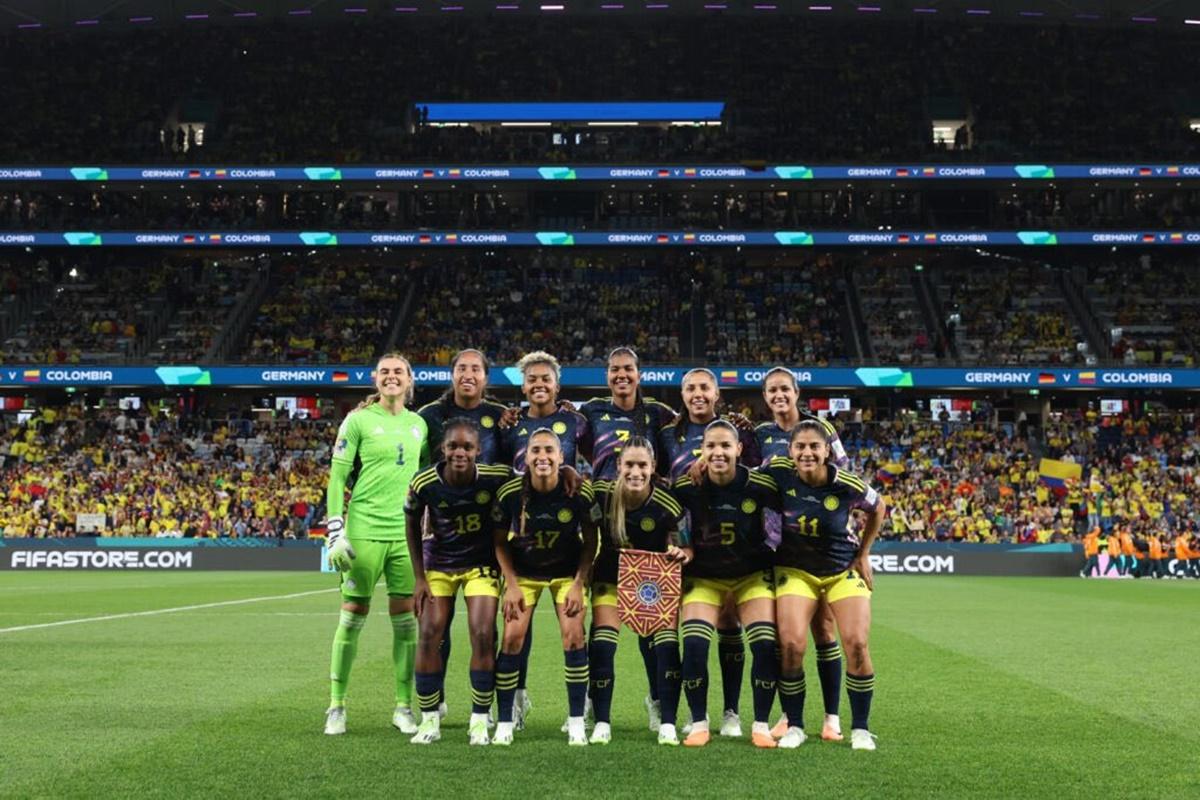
[324,353,430,735]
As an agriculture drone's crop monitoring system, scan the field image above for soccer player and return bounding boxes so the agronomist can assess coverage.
[501,351,589,473]
[417,348,509,707]
[659,368,758,738]
[578,347,676,730]
[491,429,601,746]
[500,350,589,727]
[762,420,886,751]
[324,353,430,736]
[405,419,512,745]
[756,367,849,741]
[590,438,691,745]
[418,349,508,465]
[673,420,781,749]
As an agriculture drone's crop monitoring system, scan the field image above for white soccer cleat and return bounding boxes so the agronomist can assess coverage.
[410,715,441,744]
[392,705,418,734]
[324,706,347,736]
[438,701,449,720]
[657,723,680,746]
[468,716,490,746]
[564,697,594,732]
[589,721,612,745]
[719,710,743,737]
[777,726,808,749]
[492,722,514,746]
[567,717,588,747]
[513,690,531,731]
[851,728,877,751]
[645,695,662,731]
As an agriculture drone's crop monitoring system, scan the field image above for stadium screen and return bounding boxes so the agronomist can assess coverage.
[1100,399,1129,415]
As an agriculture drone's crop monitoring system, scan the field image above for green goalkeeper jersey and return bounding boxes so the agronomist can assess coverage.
[331,403,429,541]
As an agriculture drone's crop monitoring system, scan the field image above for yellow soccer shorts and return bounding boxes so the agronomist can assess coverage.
[774,566,871,604]
[682,569,775,607]
[591,581,618,608]
[427,566,501,599]
[515,576,578,607]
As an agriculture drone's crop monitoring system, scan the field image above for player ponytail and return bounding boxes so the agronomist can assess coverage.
[609,435,656,549]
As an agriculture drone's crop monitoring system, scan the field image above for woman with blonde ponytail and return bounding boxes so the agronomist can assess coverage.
[590,438,691,745]
[323,352,430,737]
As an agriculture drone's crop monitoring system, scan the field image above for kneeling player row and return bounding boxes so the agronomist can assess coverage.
[376,417,882,748]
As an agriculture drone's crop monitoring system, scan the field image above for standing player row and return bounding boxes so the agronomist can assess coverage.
[322,348,882,752]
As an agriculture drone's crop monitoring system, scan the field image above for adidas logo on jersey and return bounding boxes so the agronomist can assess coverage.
[373,426,385,435]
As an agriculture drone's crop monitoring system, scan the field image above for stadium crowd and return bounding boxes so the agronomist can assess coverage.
[0,404,328,538]
[2,20,1198,164]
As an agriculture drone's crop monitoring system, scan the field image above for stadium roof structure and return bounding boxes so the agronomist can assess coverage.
[4,0,1200,30]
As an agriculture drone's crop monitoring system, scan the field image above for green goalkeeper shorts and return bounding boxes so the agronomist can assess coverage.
[340,539,414,601]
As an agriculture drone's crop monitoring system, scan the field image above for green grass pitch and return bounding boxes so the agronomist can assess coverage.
[1,573,1197,799]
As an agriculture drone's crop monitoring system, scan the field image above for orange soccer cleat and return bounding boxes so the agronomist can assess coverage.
[683,728,711,748]
[752,731,778,749]
[770,715,789,739]
[821,717,844,742]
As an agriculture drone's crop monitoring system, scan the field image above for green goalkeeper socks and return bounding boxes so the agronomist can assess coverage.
[330,610,367,706]
[392,613,417,708]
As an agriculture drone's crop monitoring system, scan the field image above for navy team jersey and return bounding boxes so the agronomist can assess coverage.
[578,396,676,480]
[672,465,780,579]
[762,458,881,576]
[405,463,512,572]
[755,414,848,468]
[493,477,601,580]
[592,480,689,584]
[657,418,761,480]
[501,407,589,473]
[418,398,509,465]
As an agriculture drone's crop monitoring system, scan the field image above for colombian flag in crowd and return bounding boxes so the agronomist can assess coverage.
[1038,458,1081,490]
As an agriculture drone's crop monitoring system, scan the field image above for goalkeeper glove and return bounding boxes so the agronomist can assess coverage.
[325,517,355,572]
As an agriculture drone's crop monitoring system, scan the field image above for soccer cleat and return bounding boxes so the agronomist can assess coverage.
[410,716,441,745]
[492,722,514,746]
[681,712,701,737]
[719,710,743,738]
[658,724,680,746]
[513,690,532,732]
[567,717,588,746]
[564,697,594,732]
[770,714,790,739]
[324,706,347,736]
[751,722,777,749]
[589,722,612,745]
[469,717,490,746]
[438,701,449,720]
[683,728,711,748]
[777,727,807,749]
[392,705,418,734]
[645,695,662,731]
[851,728,877,751]
[822,714,844,742]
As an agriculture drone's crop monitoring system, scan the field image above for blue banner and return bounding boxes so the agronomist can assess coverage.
[1,230,1199,247]
[2,164,1198,183]
[0,365,1191,389]
[415,102,725,122]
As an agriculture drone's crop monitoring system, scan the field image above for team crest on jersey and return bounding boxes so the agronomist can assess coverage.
[411,426,422,439]
[557,508,574,523]
[824,496,840,512]
[552,421,568,435]
[335,438,349,454]
[481,416,495,429]
[475,491,491,504]
[741,499,757,514]
[640,517,656,532]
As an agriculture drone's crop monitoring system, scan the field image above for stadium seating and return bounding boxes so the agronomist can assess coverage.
[1080,257,1199,366]
[3,20,1198,164]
